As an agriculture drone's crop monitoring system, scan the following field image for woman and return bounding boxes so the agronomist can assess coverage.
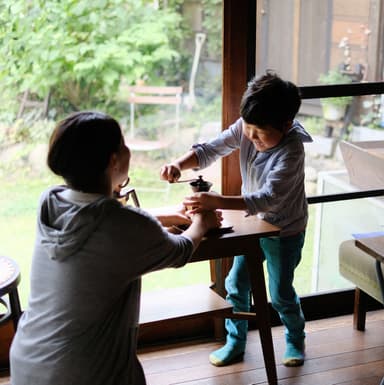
[10,111,221,385]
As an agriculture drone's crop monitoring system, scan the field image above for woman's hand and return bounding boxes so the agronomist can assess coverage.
[183,191,223,214]
[201,209,223,230]
[175,207,223,249]
[184,209,223,245]
[160,163,181,183]
[169,207,192,227]
[152,204,192,228]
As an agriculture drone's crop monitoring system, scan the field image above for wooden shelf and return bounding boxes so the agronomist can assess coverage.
[139,284,233,327]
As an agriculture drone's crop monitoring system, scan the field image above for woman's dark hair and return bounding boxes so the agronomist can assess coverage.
[240,70,301,131]
[47,111,122,193]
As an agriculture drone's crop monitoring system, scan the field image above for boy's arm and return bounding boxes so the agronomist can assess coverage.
[183,192,247,213]
[161,119,243,182]
[173,150,199,171]
[160,150,199,182]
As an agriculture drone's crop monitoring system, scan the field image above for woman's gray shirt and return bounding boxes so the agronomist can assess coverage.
[10,187,194,385]
[192,118,313,236]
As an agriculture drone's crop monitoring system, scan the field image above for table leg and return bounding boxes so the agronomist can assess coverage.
[375,260,384,385]
[245,243,278,385]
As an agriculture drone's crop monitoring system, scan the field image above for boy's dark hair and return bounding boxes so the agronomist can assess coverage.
[240,70,301,131]
[47,111,122,193]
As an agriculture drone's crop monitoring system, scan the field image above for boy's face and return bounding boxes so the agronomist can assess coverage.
[242,119,290,152]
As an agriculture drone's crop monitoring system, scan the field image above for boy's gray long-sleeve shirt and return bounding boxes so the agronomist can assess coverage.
[10,187,194,385]
[192,118,313,236]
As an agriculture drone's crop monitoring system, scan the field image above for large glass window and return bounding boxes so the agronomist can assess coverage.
[0,0,222,306]
[256,0,384,295]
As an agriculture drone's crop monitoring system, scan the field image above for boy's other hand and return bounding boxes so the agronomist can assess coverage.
[183,192,222,214]
[160,163,181,182]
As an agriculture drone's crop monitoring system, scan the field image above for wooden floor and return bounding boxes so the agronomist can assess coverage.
[139,311,384,385]
[1,310,384,385]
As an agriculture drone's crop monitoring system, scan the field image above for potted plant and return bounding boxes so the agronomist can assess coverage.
[318,70,353,121]
[350,95,384,141]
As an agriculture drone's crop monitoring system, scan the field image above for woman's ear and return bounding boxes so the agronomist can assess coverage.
[110,153,118,167]
[108,153,119,173]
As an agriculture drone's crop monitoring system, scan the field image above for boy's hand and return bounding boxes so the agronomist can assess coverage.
[183,192,222,214]
[160,163,181,182]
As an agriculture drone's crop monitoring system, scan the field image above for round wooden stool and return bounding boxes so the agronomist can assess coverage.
[0,256,22,331]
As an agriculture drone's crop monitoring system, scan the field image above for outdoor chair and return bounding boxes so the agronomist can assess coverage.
[126,85,182,152]
[125,85,183,200]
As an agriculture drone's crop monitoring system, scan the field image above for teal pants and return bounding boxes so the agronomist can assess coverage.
[224,232,306,349]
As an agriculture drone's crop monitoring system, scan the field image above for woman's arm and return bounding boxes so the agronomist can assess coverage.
[147,205,192,227]
[183,210,222,250]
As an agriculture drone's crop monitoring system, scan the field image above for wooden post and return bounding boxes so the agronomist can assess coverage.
[210,0,257,296]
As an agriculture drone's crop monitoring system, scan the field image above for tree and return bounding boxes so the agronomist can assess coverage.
[0,0,184,114]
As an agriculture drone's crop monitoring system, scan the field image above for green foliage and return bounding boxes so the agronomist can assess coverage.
[318,70,353,108]
[201,0,222,59]
[0,0,185,113]
[299,115,323,136]
[359,95,384,129]
[0,88,19,126]
[0,111,55,147]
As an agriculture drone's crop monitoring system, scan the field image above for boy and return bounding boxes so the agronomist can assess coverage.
[160,71,312,367]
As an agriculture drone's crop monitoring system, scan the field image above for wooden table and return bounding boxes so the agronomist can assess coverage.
[191,210,280,385]
[355,236,384,385]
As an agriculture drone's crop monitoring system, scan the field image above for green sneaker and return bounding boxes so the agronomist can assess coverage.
[209,344,245,367]
[282,340,305,367]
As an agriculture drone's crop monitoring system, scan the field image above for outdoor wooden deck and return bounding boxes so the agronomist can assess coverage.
[1,310,383,385]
